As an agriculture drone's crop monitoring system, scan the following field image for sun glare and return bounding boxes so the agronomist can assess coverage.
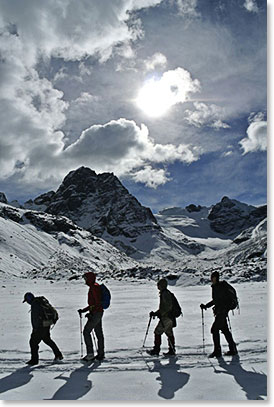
[136,78,175,118]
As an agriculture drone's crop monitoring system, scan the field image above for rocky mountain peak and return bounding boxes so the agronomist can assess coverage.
[32,167,160,255]
[208,196,266,235]
[0,192,8,204]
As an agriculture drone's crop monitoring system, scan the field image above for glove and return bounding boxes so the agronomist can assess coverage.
[77,309,83,316]
[200,304,207,310]
[149,311,156,318]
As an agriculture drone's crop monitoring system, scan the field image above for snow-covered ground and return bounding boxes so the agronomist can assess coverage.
[0,277,267,400]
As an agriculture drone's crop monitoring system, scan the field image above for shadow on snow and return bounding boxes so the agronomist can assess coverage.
[150,357,190,399]
[214,355,267,400]
[0,366,34,395]
[49,361,101,400]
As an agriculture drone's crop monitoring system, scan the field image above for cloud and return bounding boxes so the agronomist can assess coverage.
[0,112,200,189]
[239,113,267,154]
[144,52,167,71]
[136,67,201,117]
[130,166,170,188]
[243,0,259,13]
[184,102,230,129]
[63,118,200,180]
[172,0,200,17]
[0,0,167,187]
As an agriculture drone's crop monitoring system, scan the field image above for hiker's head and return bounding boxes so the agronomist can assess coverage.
[83,272,96,286]
[157,278,168,291]
[211,271,220,285]
[23,292,35,304]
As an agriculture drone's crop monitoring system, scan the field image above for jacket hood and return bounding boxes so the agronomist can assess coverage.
[84,272,96,286]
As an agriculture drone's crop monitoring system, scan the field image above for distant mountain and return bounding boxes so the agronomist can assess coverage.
[157,197,266,243]
[1,172,267,282]
[208,196,266,236]
[23,167,204,260]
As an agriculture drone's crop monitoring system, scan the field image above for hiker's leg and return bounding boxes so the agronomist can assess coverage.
[94,312,104,357]
[42,327,62,357]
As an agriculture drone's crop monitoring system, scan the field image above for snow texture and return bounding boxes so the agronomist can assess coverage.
[0,278,267,400]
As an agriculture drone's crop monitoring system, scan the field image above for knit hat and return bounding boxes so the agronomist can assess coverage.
[211,271,220,282]
[157,278,168,290]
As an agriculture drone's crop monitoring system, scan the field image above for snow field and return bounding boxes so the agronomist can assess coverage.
[0,278,267,400]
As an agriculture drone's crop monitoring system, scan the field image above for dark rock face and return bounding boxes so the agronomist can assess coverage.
[186,204,202,213]
[208,196,266,236]
[44,167,159,245]
[24,212,77,234]
[34,191,55,206]
[0,192,8,204]
[0,204,77,234]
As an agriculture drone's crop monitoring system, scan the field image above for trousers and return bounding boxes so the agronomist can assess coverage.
[30,326,62,362]
[83,311,104,357]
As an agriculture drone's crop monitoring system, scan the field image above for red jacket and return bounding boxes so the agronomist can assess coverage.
[83,273,103,314]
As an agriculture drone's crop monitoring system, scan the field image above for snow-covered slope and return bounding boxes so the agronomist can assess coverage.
[0,203,137,279]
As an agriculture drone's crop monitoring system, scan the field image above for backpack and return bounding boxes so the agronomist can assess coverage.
[100,284,111,309]
[37,296,59,327]
[224,282,239,311]
[170,292,182,318]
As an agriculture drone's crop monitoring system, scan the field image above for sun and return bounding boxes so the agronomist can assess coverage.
[135,78,175,118]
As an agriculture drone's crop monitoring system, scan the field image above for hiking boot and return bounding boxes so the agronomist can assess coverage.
[26,359,38,366]
[54,354,64,361]
[224,349,238,356]
[163,349,176,357]
[81,353,94,362]
[94,354,105,361]
[208,350,222,358]
[146,348,160,356]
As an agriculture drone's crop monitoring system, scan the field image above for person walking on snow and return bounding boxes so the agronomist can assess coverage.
[78,272,105,361]
[200,271,238,358]
[147,278,176,356]
[23,292,63,366]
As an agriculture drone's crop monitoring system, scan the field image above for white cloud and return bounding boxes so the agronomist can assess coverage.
[243,0,259,13]
[239,113,267,154]
[184,102,230,129]
[174,0,200,17]
[63,118,199,174]
[74,92,98,104]
[130,166,170,188]
[144,52,167,71]
[136,67,201,117]
[222,151,233,157]
[248,111,265,124]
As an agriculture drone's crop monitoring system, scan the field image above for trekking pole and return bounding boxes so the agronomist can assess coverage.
[142,315,152,348]
[91,330,98,353]
[227,314,232,332]
[79,314,84,358]
[201,309,205,354]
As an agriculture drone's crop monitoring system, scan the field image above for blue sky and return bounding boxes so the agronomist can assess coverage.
[0,0,267,211]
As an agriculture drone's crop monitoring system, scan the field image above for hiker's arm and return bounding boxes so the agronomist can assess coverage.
[205,300,214,308]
